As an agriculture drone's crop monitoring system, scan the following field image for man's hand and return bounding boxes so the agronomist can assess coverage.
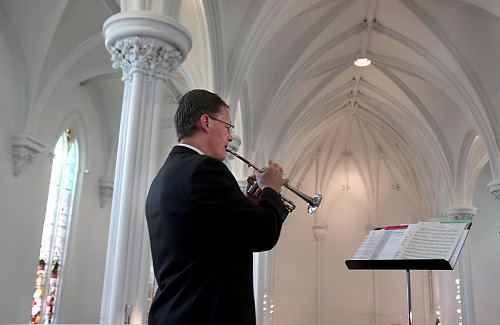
[255,160,288,194]
[245,174,261,205]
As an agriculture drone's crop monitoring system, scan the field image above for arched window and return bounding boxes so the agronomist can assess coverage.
[30,128,79,324]
[145,261,157,323]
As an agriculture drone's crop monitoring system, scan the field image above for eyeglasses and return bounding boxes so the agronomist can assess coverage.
[209,116,234,134]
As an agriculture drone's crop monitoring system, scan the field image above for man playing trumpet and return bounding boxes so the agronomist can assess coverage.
[145,89,289,325]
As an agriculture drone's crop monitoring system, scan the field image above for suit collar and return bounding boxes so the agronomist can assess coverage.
[176,143,205,155]
[170,145,200,155]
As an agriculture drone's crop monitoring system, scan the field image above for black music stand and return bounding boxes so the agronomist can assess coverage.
[345,229,470,325]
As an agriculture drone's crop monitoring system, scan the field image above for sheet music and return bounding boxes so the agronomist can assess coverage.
[397,222,467,260]
[449,229,469,268]
[375,225,416,259]
[352,229,384,260]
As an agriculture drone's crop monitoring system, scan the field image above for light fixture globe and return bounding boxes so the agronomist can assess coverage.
[354,57,371,67]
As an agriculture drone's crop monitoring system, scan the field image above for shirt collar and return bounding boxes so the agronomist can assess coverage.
[176,143,205,155]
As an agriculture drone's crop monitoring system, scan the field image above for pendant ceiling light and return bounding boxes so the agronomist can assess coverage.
[354,58,371,67]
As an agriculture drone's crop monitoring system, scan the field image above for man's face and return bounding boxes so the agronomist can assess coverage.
[209,106,233,161]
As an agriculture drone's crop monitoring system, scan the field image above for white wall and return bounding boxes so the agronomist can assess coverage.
[0,33,111,322]
[272,161,432,324]
[0,32,51,323]
[471,163,500,325]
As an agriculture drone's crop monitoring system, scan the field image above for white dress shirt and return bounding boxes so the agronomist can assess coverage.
[176,143,205,155]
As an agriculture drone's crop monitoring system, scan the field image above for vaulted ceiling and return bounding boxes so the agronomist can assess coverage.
[1,0,498,211]
[0,0,201,177]
[206,0,500,212]
[1,1,498,323]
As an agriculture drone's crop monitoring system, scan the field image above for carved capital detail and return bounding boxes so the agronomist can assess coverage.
[168,94,181,104]
[99,178,114,208]
[237,179,247,193]
[371,20,382,32]
[12,146,37,177]
[487,179,500,200]
[110,36,182,82]
[11,134,45,177]
[446,206,477,221]
[103,11,192,83]
[225,135,241,161]
[342,149,352,157]
[312,225,327,241]
[360,20,369,30]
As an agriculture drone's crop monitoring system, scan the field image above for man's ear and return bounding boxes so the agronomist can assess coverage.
[199,114,211,133]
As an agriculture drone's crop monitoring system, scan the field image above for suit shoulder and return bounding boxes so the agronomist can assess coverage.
[192,155,228,170]
[191,156,234,183]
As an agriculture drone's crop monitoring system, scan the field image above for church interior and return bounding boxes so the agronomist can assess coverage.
[1,0,499,324]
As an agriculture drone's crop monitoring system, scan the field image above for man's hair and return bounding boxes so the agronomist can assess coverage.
[174,89,228,141]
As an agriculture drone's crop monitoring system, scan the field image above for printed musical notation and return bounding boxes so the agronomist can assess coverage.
[397,222,466,260]
[353,221,469,264]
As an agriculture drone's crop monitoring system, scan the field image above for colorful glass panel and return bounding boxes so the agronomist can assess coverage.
[145,260,157,323]
[30,129,78,324]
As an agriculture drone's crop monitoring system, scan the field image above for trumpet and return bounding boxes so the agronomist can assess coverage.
[226,148,323,214]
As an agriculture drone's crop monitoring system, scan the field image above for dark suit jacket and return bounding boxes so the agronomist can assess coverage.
[145,145,288,325]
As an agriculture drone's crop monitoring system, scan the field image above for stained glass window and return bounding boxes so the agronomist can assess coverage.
[145,260,157,323]
[30,128,78,324]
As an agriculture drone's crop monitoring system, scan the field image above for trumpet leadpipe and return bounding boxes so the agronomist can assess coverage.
[226,148,322,214]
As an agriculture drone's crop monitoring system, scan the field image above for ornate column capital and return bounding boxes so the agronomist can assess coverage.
[342,149,352,157]
[237,179,247,193]
[312,225,327,241]
[11,134,45,177]
[224,136,241,172]
[99,178,114,208]
[371,19,383,32]
[226,135,241,161]
[109,36,182,81]
[487,179,500,200]
[103,11,192,82]
[446,206,477,221]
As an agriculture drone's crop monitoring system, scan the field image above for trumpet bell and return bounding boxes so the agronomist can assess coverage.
[226,147,324,214]
[307,193,322,214]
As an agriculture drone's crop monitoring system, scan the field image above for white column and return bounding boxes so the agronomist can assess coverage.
[100,11,191,325]
[254,250,274,325]
[446,206,477,325]
[312,224,326,325]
